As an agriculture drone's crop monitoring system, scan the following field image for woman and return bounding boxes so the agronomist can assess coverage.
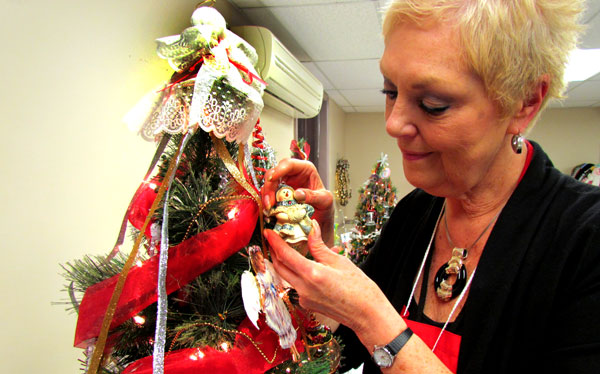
[262,1,600,373]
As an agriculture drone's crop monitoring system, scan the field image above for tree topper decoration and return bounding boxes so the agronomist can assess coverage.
[124,6,267,144]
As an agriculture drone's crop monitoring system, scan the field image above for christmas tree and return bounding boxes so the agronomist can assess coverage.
[58,7,339,374]
[343,154,397,265]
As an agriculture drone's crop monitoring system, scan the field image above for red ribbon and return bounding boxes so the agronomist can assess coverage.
[128,180,160,237]
[74,198,258,348]
[228,57,268,87]
[122,318,302,374]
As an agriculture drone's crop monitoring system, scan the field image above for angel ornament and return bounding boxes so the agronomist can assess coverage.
[240,246,299,359]
[268,184,315,255]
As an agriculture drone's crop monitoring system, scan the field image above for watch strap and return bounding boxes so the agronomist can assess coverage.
[386,327,413,356]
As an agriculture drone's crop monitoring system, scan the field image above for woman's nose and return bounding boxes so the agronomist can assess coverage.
[385,103,418,138]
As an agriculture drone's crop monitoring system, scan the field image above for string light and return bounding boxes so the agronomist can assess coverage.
[133,315,146,325]
[220,342,230,352]
[227,206,239,220]
[189,349,205,361]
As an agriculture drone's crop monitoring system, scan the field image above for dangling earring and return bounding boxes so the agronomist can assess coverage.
[511,133,524,154]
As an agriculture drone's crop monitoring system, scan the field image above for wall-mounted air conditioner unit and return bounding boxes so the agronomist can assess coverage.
[232,26,324,119]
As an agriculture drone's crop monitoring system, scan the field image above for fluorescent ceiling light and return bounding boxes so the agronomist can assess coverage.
[564,48,600,82]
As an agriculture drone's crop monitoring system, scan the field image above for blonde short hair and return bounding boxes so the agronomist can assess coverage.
[382,0,584,118]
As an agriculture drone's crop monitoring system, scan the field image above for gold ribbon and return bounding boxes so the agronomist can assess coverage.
[87,135,187,374]
[168,322,279,364]
[210,133,267,256]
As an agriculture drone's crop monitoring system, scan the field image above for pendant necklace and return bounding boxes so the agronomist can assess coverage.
[402,201,500,351]
[434,207,500,301]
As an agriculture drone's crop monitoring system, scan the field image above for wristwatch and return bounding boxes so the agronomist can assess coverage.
[372,327,413,368]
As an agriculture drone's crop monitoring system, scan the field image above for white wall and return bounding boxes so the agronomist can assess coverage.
[0,1,294,372]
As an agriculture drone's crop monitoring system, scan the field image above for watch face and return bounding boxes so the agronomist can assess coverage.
[373,347,393,368]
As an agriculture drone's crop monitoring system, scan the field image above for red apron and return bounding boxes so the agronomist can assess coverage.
[402,307,461,373]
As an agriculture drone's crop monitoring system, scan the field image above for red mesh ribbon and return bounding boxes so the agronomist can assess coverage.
[128,180,160,237]
[122,318,302,374]
[74,198,258,347]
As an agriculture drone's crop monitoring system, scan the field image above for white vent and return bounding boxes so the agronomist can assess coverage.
[232,26,324,118]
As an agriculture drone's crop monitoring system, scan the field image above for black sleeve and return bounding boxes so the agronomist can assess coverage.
[544,208,600,372]
[335,323,371,371]
[335,189,427,371]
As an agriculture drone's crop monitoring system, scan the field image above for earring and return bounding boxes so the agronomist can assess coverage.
[511,133,524,154]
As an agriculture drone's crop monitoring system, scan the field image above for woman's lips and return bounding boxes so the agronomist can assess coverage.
[402,150,432,161]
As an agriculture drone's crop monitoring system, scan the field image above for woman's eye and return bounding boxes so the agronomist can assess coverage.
[419,100,449,116]
[381,89,397,101]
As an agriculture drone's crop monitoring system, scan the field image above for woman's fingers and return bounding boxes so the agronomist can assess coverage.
[307,220,339,262]
[295,188,333,210]
[264,229,313,277]
[261,158,323,210]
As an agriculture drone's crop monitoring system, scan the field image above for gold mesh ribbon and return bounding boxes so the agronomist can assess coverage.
[210,133,266,256]
[87,135,187,374]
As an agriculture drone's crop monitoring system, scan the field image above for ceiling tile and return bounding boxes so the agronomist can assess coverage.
[583,0,600,23]
[588,71,600,81]
[564,80,600,101]
[232,0,366,7]
[316,59,381,89]
[548,99,599,108]
[232,0,600,113]
[257,2,384,61]
[303,62,334,89]
[580,9,600,49]
[339,88,383,106]
[326,89,351,107]
[239,8,312,61]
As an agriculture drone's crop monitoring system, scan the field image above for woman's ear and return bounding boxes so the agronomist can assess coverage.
[508,75,550,135]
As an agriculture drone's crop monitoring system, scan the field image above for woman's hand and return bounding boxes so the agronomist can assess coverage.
[264,220,397,336]
[262,158,334,247]
[265,221,452,374]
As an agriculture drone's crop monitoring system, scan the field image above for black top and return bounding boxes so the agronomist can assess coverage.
[336,141,600,373]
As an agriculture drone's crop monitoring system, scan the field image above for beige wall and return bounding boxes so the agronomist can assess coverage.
[259,105,296,162]
[530,107,600,175]
[0,1,294,373]
[340,107,600,220]
[342,112,414,220]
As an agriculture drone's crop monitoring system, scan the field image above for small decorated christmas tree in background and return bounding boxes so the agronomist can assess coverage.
[343,154,397,265]
[58,7,339,374]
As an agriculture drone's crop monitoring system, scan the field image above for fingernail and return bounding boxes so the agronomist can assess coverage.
[294,189,306,201]
[310,219,321,237]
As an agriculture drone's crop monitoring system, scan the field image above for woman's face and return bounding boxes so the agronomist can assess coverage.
[380,20,512,198]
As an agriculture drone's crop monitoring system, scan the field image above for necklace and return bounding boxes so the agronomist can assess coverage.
[403,203,479,351]
[434,209,500,301]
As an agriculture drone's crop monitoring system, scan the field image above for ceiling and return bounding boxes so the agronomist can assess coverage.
[228,0,600,113]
